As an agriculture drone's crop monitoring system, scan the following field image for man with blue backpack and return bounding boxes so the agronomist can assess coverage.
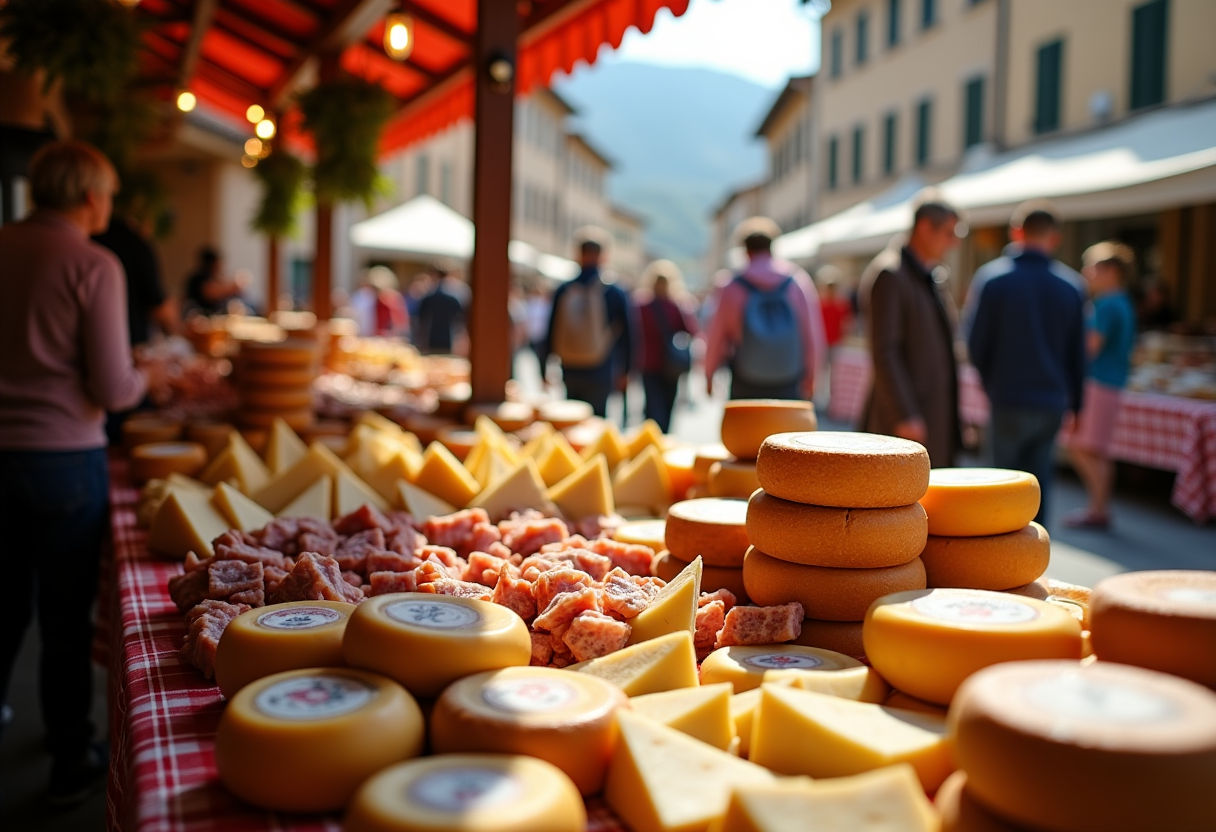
[704,217,825,401]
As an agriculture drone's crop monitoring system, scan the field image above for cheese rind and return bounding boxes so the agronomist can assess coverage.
[569,630,699,696]
[921,522,1050,591]
[629,683,735,751]
[720,400,817,461]
[756,432,929,508]
[919,468,1040,537]
[700,645,862,694]
[935,771,1033,832]
[664,498,750,567]
[707,459,761,499]
[790,619,866,660]
[744,548,927,621]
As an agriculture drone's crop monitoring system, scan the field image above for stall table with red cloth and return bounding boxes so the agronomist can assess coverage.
[827,345,1216,523]
[102,459,626,832]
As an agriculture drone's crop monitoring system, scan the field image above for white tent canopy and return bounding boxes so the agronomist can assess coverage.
[350,194,580,281]
[776,98,1216,263]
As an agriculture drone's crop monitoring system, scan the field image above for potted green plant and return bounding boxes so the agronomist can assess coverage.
[252,149,308,238]
[298,76,395,207]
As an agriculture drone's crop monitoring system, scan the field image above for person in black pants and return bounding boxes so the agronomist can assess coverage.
[637,260,697,433]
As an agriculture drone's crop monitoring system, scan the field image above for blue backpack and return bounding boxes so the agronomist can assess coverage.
[732,275,804,386]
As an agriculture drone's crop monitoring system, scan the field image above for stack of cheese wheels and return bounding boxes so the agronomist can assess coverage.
[918,468,1049,592]
[660,498,751,602]
[709,400,816,499]
[745,432,931,659]
[689,443,730,499]
[235,338,320,432]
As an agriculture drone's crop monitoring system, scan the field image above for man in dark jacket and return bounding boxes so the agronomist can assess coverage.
[414,261,468,354]
[860,198,963,467]
[964,202,1087,525]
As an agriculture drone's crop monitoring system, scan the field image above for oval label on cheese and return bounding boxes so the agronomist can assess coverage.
[930,468,1020,485]
[410,768,523,812]
[255,675,373,720]
[385,599,482,629]
[1161,587,1216,606]
[742,653,824,670]
[1023,675,1177,724]
[911,593,1039,625]
[257,607,343,630]
[482,679,578,713]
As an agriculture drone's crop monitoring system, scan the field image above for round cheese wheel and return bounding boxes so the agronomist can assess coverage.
[720,400,817,460]
[215,601,355,699]
[129,441,207,483]
[919,468,1040,537]
[1090,569,1216,689]
[864,589,1083,705]
[691,443,731,485]
[664,498,750,567]
[238,365,317,388]
[789,619,866,660]
[466,402,536,433]
[744,547,927,621]
[241,387,315,411]
[238,427,269,454]
[746,490,927,568]
[343,593,532,697]
[951,660,1216,832]
[699,645,862,693]
[241,338,321,367]
[437,427,479,461]
[613,519,667,551]
[756,432,929,508]
[935,771,1034,832]
[885,690,949,718]
[344,753,586,832]
[238,407,314,431]
[122,416,183,451]
[537,400,594,429]
[430,667,627,795]
[652,550,748,603]
[921,522,1050,591]
[185,420,236,459]
[215,667,423,812]
[707,458,760,499]
[661,446,697,501]
[1007,579,1093,629]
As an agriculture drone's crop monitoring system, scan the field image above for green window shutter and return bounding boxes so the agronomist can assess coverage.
[852,125,865,184]
[857,12,869,65]
[922,0,936,29]
[1035,40,1063,134]
[964,76,985,148]
[828,136,839,190]
[888,0,900,46]
[1130,0,1168,110]
[916,99,931,167]
[831,30,843,78]
[884,112,897,175]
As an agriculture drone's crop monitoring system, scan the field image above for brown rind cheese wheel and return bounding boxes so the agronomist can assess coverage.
[691,443,731,486]
[129,441,207,483]
[241,338,321,367]
[935,771,1037,832]
[238,408,314,431]
[743,546,927,621]
[707,458,760,499]
[746,490,927,568]
[241,388,315,411]
[238,366,317,389]
[921,522,1050,591]
[790,619,866,661]
[664,498,750,567]
[755,431,929,508]
[652,550,749,604]
[720,399,817,460]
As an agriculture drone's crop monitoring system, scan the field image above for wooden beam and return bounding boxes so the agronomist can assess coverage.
[269,0,396,106]
[179,0,219,88]
[468,0,518,404]
[312,53,342,321]
[399,1,476,46]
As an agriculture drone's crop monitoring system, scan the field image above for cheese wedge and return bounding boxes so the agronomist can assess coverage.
[415,442,481,508]
[211,481,274,533]
[345,428,422,501]
[279,475,332,521]
[627,556,701,645]
[252,444,346,512]
[537,432,584,487]
[762,666,891,705]
[148,490,232,559]
[520,424,555,460]
[166,472,211,494]
[227,431,271,494]
[613,445,672,514]
[546,455,614,520]
[568,630,699,696]
[629,683,735,751]
[730,689,762,758]
[265,418,307,475]
[580,423,629,469]
[336,467,390,515]
[469,457,553,521]
[355,410,421,453]
[625,419,666,459]
[397,479,457,520]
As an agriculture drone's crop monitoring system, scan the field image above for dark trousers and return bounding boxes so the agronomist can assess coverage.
[988,407,1064,527]
[562,366,612,418]
[0,448,108,761]
[730,375,802,401]
[642,372,680,433]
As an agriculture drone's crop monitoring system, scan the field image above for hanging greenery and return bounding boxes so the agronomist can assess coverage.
[0,0,142,105]
[298,76,395,207]
[252,150,308,238]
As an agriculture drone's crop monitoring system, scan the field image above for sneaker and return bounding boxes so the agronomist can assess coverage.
[47,741,108,808]
[1062,508,1112,529]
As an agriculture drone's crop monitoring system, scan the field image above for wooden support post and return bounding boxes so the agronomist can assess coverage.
[267,235,281,312]
[311,52,341,320]
[467,0,518,404]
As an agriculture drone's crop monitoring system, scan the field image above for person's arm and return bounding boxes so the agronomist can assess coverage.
[966,282,994,378]
[151,297,181,337]
[1087,300,1109,359]
[1068,298,1088,415]
[703,282,739,395]
[867,271,923,438]
[83,258,149,411]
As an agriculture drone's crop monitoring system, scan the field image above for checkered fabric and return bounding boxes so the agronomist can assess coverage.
[826,347,989,427]
[102,458,627,832]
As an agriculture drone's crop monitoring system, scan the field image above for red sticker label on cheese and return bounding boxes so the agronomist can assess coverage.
[483,679,578,713]
[409,768,523,812]
[385,599,481,629]
[257,607,343,630]
[1161,587,1216,606]
[742,653,824,670]
[255,675,373,720]
[1023,674,1176,724]
[911,593,1038,625]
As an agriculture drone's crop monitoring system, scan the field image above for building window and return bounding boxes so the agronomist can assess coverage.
[1130,0,1168,110]
[830,29,843,78]
[1034,39,1064,134]
[828,136,839,190]
[888,0,901,47]
[852,125,865,184]
[921,0,936,29]
[915,98,932,167]
[440,161,452,205]
[883,112,897,175]
[856,11,869,65]
[964,76,985,148]
[416,153,429,196]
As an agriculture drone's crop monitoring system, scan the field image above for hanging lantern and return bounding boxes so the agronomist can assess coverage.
[176,90,197,112]
[383,11,414,61]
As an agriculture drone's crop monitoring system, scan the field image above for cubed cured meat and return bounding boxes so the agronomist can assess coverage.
[365,550,422,574]
[214,540,292,572]
[563,611,631,662]
[253,517,301,553]
[298,532,337,556]
[490,564,536,621]
[533,586,601,634]
[699,588,738,612]
[269,552,364,605]
[211,530,257,550]
[529,631,554,666]
[541,548,614,582]
[335,528,386,573]
[333,504,392,535]
[228,588,264,607]
[571,514,624,540]
[208,559,264,599]
[519,556,562,582]
[418,545,462,568]
[168,568,209,613]
[486,541,515,562]
[533,567,595,612]
[264,565,289,594]
[368,571,418,596]
[421,508,491,551]
[600,568,652,619]
[499,514,569,557]
[464,551,508,587]
[385,510,418,532]
[467,522,502,556]
[180,599,249,679]
[416,578,492,601]
[342,570,364,588]
[584,537,655,576]
[695,600,727,652]
[423,552,466,580]
[295,517,338,540]
[549,653,574,669]
[715,602,804,649]
[385,526,421,556]
[183,551,212,573]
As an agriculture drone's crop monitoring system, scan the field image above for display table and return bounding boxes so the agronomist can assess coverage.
[827,346,1216,523]
[102,459,624,832]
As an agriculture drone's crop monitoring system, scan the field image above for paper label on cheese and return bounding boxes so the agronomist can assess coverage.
[385,599,482,629]
[1161,587,1216,605]
[742,653,825,670]
[409,768,523,812]
[911,593,1039,625]
[482,679,578,713]
[257,607,342,630]
[1023,675,1177,724]
[255,676,373,720]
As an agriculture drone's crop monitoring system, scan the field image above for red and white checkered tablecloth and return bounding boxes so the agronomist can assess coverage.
[102,458,626,832]
[827,347,1216,523]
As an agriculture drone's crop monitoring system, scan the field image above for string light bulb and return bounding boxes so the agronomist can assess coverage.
[246,104,265,123]
[176,90,197,112]
[241,155,258,169]
[255,118,276,140]
[383,11,414,61]
[244,138,263,156]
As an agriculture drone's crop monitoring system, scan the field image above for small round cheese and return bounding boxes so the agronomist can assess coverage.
[343,593,532,697]
[466,401,536,433]
[652,550,748,603]
[935,771,1029,832]
[241,387,315,411]
[437,427,479,460]
[790,619,866,660]
[430,667,627,795]
[744,547,926,621]
[344,754,586,832]
[1090,569,1216,689]
[720,399,817,460]
[661,446,697,502]
[746,490,928,568]
[537,400,594,429]
[241,338,320,367]
[238,365,317,388]
[664,498,750,567]
[951,660,1216,832]
[700,645,861,693]
[864,589,1083,705]
[238,407,314,431]
[691,443,731,485]
[613,519,668,552]
[215,668,423,812]
[707,458,760,499]
[122,416,183,451]
[921,522,1050,591]
[215,600,355,699]
[129,441,207,483]
[919,468,1040,536]
[756,432,930,508]
[184,420,236,459]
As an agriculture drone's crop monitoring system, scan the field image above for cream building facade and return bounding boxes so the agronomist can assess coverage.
[705,182,763,278]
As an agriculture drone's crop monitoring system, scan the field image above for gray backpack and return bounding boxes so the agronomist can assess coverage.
[732,276,804,386]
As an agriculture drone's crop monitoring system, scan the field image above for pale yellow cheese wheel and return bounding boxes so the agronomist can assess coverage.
[129,441,207,484]
[613,519,667,551]
[921,522,1050,591]
[720,400,817,460]
[700,645,861,693]
[756,432,930,508]
[744,547,927,621]
[664,498,750,567]
[919,468,1041,537]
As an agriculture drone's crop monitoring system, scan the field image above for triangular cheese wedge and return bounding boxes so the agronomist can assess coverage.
[345,427,421,502]
[520,424,555,460]
[629,683,735,751]
[537,431,584,487]
[569,630,698,696]
[763,666,890,704]
[148,490,231,559]
[227,431,271,494]
[265,417,307,475]
[730,688,762,758]
[165,472,211,493]
[465,438,491,486]
[279,475,332,521]
[398,479,457,520]
[485,446,520,488]
[355,410,421,453]
[545,455,614,520]
[414,441,481,508]
[627,556,701,645]
[335,466,389,515]
[469,457,554,522]
[580,422,628,469]
[198,446,238,488]
[613,445,672,514]
[252,443,347,512]
[211,481,274,532]
[605,710,775,832]
[625,419,665,459]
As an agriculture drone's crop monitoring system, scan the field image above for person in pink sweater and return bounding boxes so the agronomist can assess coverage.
[0,141,155,805]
